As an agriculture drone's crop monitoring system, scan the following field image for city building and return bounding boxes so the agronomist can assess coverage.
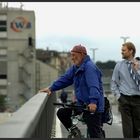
[0,3,59,111]
[0,4,36,110]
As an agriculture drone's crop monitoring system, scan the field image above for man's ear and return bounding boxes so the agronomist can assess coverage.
[130,49,134,56]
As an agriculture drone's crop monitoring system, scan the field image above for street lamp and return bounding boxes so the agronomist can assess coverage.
[90,48,98,62]
[120,36,130,43]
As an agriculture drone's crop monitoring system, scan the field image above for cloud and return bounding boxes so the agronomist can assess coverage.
[7,2,140,62]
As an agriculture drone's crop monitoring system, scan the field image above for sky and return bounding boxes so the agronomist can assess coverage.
[4,2,140,62]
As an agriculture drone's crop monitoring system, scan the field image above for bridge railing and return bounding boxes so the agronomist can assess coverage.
[0,92,56,138]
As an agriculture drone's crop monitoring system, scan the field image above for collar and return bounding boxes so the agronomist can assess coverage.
[74,55,90,73]
[124,58,134,64]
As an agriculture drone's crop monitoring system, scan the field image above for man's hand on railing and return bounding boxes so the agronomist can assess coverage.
[39,87,52,96]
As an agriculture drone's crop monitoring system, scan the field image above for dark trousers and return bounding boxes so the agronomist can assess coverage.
[118,94,140,138]
[57,107,103,138]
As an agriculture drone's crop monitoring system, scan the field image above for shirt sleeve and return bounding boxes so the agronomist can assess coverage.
[110,62,121,99]
[50,67,74,91]
[137,61,140,75]
[137,70,140,75]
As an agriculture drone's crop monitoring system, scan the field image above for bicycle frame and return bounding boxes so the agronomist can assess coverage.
[53,102,94,138]
[53,102,106,138]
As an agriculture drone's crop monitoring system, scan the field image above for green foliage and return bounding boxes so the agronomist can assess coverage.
[0,95,6,112]
[96,60,116,70]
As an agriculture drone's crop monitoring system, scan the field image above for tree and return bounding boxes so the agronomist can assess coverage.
[96,60,116,70]
[0,95,6,112]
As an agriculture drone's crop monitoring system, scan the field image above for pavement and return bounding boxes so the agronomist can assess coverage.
[103,105,123,138]
[0,113,12,124]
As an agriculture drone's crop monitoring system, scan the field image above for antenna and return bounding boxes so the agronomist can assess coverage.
[120,36,130,43]
[5,2,8,8]
[20,2,24,10]
[90,48,98,62]
[0,2,2,9]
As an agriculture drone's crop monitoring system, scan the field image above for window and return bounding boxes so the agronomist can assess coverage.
[0,48,7,60]
[0,61,7,79]
[0,48,7,56]
[0,20,7,31]
[0,15,7,38]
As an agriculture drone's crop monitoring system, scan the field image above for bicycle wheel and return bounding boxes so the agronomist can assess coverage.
[86,128,90,138]
[101,129,106,138]
[67,128,82,138]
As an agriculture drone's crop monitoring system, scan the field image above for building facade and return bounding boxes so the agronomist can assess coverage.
[0,5,36,110]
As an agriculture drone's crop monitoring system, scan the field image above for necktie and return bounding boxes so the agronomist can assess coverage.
[127,61,140,91]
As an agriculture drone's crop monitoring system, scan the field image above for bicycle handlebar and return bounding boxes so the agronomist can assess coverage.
[53,102,89,111]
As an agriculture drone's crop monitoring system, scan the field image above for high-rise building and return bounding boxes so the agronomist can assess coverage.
[0,4,36,111]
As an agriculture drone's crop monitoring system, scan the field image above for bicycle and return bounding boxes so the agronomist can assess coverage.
[53,102,105,138]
